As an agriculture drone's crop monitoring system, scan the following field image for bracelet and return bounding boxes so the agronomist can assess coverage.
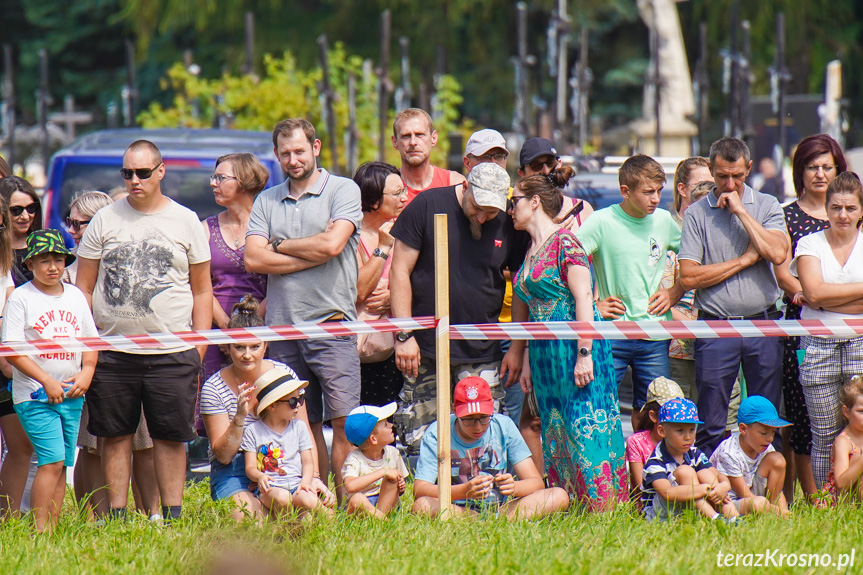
[231,418,244,429]
[313,472,321,479]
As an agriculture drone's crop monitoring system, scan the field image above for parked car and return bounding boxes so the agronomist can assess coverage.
[565,172,675,212]
[43,128,282,244]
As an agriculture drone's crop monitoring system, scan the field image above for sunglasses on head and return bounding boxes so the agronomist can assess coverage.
[10,203,37,217]
[65,217,91,232]
[276,393,306,409]
[120,163,162,180]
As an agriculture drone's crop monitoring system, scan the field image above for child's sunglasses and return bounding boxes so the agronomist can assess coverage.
[119,163,162,180]
[9,203,37,217]
[276,394,306,409]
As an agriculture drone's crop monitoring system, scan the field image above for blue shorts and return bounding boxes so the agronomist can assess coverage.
[15,397,84,467]
[210,452,251,501]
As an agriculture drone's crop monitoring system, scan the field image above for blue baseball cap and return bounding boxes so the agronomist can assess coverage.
[737,395,791,427]
[344,402,397,446]
[658,398,703,424]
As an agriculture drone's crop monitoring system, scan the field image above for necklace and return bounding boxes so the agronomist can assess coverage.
[223,215,245,248]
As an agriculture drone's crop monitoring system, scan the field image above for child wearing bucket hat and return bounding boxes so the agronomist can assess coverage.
[1,229,98,531]
[240,368,332,517]
[709,395,790,517]
[640,398,739,522]
[626,377,685,502]
[341,402,409,518]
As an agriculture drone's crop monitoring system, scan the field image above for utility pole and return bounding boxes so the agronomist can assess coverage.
[693,22,708,156]
[346,70,359,176]
[722,0,740,137]
[123,40,137,127]
[395,37,412,112]
[243,12,255,76]
[512,2,534,143]
[38,49,51,173]
[768,12,790,197]
[652,13,662,156]
[740,20,753,153]
[570,28,592,156]
[317,34,339,175]
[377,10,392,161]
[2,44,15,168]
[547,0,570,143]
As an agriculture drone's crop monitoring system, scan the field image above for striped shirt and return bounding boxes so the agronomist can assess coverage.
[199,360,297,461]
[640,439,712,517]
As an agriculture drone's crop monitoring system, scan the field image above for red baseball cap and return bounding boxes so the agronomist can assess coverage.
[454,376,494,418]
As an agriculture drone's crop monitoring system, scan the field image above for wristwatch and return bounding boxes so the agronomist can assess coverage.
[372,247,389,260]
[578,347,591,358]
[396,330,414,342]
[270,238,284,253]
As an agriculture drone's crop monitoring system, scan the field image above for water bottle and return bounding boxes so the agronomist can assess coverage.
[30,387,50,403]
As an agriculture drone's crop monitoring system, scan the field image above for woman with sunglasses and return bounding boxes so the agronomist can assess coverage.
[201,154,269,388]
[61,191,112,284]
[200,295,334,520]
[353,162,407,407]
[510,168,627,511]
[0,194,31,518]
[0,176,43,287]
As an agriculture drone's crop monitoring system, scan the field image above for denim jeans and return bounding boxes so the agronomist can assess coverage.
[609,339,671,410]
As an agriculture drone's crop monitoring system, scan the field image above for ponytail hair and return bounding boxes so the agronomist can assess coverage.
[228,295,265,329]
[515,166,575,219]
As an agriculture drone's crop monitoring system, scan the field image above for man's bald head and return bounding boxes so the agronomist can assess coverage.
[124,140,162,166]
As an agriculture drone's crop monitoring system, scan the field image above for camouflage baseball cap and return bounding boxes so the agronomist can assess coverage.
[24,229,76,266]
[467,162,510,212]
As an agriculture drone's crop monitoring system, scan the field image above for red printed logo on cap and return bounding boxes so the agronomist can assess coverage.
[494,239,502,247]
[466,387,479,400]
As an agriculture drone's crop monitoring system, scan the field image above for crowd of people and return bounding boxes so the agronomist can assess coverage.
[0,112,862,530]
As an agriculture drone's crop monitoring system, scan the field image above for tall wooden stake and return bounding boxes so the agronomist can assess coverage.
[434,213,452,517]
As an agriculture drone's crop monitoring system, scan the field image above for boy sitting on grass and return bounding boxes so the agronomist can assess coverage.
[626,377,685,502]
[641,398,738,522]
[709,395,790,517]
[411,377,569,519]
[241,368,333,518]
[342,402,408,518]
[1,230,98,532]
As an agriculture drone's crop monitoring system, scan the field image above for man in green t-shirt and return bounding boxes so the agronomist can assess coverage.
[576,154,683,430]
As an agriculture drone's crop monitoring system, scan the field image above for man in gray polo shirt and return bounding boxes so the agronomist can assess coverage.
[245,118,362,497]
[678,137,788,455]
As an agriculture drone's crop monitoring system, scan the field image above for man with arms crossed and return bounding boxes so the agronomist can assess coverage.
[244,118,362,498]
[678,137,788,455]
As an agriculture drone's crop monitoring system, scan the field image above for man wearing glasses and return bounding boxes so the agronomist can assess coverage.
[76,139,213,522]
[679,137,789,456]
[411,376,569,518]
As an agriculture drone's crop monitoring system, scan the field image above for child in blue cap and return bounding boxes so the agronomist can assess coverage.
[342,402,408,518]
[710,395,790,517]
[641,398,738,522]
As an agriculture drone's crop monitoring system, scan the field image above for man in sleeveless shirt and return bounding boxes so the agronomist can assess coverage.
[392,108,464,205]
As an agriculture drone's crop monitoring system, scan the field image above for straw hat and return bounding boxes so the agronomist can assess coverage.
[253,368,308,416]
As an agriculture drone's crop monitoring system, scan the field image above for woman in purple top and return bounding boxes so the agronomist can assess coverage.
[198,154,268,433]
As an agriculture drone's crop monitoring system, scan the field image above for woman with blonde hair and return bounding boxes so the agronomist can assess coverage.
[62,191,113,283]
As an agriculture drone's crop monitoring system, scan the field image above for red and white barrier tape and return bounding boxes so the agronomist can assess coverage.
[448,319,863,340]
[0,317,436,357]
[3,317,863,357]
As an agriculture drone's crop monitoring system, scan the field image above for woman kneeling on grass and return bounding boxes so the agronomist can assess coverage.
[200,296,334,521]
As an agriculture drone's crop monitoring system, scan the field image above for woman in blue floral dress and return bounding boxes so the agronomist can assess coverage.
[511,168,627,511]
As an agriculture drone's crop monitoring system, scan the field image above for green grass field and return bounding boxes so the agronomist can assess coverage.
[0,480,860,575]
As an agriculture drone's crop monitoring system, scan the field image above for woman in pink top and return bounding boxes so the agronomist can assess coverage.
[354,162,407,406]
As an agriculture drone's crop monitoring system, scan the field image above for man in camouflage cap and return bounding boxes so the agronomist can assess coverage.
[389,161,530,454]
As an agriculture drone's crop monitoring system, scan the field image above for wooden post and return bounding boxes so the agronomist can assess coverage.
[434,213,452,516]
[317,34,339,175]
[3,44,16,168]
[377,10,391,161]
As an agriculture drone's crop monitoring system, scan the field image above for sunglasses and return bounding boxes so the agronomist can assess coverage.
[276,393,306,409]
[10,203,37,218]
[528,157,558,173]
[120,163,162,180]
[66,217,91,232]
[507,195,530,211]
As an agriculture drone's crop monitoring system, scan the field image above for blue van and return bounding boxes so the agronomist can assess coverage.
[44,129,282,244]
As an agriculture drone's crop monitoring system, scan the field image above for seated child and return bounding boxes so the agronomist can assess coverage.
[641,398,738,522]
[709,395,790,516]
[823,376,863,504]
[411,376,569,519]
[627,377,684,502]
[342,402,408,518]
[241,368,332,517]
[1,230,98,532]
